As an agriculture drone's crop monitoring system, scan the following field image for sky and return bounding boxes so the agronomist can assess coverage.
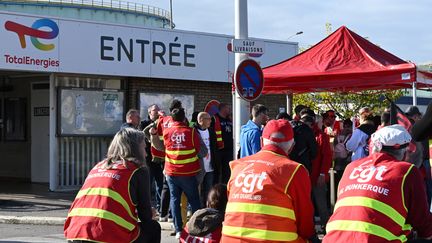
[135,0,431,64]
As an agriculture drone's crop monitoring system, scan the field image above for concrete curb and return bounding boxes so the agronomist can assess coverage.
[0,216,65,225]
[0,215,174,231]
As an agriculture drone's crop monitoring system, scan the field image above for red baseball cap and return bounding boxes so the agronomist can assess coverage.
[262,119,294,143]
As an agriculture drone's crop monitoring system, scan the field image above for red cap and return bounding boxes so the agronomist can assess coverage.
[262,119,294,143]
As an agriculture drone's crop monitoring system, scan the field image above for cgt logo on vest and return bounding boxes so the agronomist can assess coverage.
[5,18,59,51]
[349,162,387,183]
[171,132,186,144]
[234,164,267,193]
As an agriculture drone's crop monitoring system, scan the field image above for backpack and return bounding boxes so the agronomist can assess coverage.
[334,134,350,159]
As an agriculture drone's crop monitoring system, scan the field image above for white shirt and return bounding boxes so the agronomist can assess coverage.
[346,128,370,161]
[198,129,213,172]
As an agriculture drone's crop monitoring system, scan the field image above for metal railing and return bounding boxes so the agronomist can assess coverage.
[0,0,171,20]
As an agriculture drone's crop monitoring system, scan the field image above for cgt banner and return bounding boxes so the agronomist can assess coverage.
[0,11,296,82]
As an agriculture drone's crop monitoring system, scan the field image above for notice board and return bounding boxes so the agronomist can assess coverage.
[139,92,194,120]
[58,88,124,136]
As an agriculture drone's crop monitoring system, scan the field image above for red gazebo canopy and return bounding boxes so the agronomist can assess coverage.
[262,26,430,94]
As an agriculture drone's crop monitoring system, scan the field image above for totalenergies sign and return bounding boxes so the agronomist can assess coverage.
[5,18,59,51]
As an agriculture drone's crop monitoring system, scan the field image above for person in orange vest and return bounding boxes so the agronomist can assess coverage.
[212,103,233,184]
[151,107,203,239]
[323,125,432,243]
[64,128,161,243]
[156,99,183,138]
[221,119,316,243]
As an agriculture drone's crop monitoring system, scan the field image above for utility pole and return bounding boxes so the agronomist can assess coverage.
[169,0,173,29]
[233,0,250,159]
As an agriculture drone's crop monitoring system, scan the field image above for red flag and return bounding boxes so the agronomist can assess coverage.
[389,99,416,152]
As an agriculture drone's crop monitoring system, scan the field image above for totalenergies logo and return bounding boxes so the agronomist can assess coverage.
[5,18,59,51]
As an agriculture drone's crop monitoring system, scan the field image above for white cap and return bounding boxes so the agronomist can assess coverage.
[371,124,411,149]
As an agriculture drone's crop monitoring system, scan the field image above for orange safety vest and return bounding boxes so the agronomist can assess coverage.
[157,115,175,139]
[214,115,224,149]
[221,150,308,243]
[163,122,200,176]
[64,161,140,243]
[323,152,414,243]
[151,145,165,159]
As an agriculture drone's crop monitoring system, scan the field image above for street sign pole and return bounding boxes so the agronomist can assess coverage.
[234,0,250,159]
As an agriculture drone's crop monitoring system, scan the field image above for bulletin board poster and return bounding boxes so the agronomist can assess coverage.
[58,88,124,136]
[139,92,194,120]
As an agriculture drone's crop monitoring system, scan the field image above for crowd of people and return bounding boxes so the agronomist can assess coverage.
[63,99,432,243]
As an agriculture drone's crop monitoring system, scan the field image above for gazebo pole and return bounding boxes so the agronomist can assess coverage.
[412,82,417,106]
[286,94,293,115]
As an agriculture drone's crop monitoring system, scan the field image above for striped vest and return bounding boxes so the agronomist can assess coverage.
[64,161,140,243]
[163,122,200,176]
[221,150,308,243]
[323,152,414,243]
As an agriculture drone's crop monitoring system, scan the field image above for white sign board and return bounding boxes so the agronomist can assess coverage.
[0,11,297,83]
[231,39,265,54]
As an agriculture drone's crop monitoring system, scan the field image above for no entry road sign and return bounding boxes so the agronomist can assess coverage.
[204,99,220,116]
[235,59,264,101]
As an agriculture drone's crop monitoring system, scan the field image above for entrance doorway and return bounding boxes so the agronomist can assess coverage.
[31,82,50,183]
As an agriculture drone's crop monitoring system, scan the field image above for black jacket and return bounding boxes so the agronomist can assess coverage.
[139,119,153,165]
[289,120,318,173]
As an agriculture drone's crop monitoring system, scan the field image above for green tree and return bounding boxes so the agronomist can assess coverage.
[294,90,405,119]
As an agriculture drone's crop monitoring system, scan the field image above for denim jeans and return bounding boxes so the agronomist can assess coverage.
[166,175,201,232]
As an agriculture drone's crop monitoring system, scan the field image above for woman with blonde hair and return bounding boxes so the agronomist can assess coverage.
[64,128,161,243]
[346,107,377,161]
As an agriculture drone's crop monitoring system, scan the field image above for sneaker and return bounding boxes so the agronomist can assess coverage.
[175,232,181,239]
[158,216,168,222]
[168,217,174,223]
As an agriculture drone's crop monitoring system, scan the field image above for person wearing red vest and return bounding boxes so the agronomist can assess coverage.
[64,128,161,243]
[323,110,342,138]
[221,119,315,243]
[212,103,233,184]
[323,125,432,243]
[153,107,202,239]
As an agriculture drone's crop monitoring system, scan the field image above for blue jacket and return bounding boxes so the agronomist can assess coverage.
[240,120,262,158]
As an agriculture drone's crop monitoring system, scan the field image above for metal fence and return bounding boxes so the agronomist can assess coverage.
[59,136,110,189]
[0,0,171,20]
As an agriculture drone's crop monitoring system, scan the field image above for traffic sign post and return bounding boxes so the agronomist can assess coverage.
[233,0,250,160]
[235,59,264,102]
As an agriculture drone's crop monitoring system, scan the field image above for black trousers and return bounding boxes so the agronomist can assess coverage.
[219,149,233,184]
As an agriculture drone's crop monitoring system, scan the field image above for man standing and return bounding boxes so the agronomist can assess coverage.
[323,125,432,242]
[406,105,431,205]
[289,110,318,173]
[194,112,218,206]
[213,103,233,183]
[301,114,332,231]
[222,119,315,242]
[120,109,140,130]
[141,104,164,216]
[239,104,269,158]
[153,108,202,239]
[323,110,341,138]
